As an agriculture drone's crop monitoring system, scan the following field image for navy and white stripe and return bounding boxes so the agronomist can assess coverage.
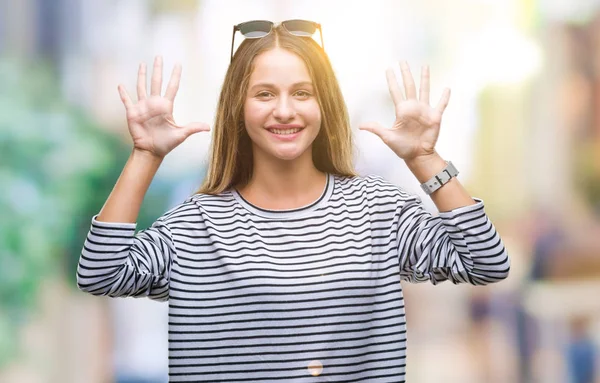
[77,174,510,382]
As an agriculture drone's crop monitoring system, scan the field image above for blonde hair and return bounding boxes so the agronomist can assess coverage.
[197,25,357,194]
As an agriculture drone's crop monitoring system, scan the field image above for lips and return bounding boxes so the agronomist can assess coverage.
[265,125,305,140]
[266,124,305,136]
[268,127,303,135]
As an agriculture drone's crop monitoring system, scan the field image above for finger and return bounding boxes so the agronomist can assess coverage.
[137,63,147,101]
[182,122,211,136]
[419,65,430,104]
[386,68,404,106]
[358,121,386,139]
[164,63,182,101]
[118,84,134,110]
[150,56,163,96]
[164,116,210,133]
[400,61,417,99]
[435,88,451,115]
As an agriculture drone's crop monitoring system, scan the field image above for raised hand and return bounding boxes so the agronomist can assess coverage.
[359,61,451,161]
[118,56,210,159]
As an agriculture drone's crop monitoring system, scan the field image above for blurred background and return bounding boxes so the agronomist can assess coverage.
[1,0,600,382]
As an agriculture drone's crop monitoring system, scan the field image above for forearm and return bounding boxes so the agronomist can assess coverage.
[405,151,475,213]
[77,215,173,300]
[97,149,163,223]
[398,196,510,285]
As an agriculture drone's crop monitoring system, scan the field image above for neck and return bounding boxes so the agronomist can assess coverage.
[239,150,327,210]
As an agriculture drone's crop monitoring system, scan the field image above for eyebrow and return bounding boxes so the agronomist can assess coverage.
[249,81,314,91]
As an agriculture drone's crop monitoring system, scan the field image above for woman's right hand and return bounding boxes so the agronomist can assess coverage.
[118,56,210,159]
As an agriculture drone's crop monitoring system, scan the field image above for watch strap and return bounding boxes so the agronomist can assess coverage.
[420,161,459,195]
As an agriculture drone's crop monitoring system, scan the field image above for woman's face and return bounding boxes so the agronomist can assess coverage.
[243,47,322,165]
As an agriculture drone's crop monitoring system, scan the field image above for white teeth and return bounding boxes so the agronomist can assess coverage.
[270,128,302,135]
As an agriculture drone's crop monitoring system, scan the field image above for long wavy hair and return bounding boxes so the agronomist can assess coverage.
[196,25,357,194]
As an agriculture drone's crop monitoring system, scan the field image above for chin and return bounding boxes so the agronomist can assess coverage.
[271,150,306,162]
[267,145,312,162]
[251,139,314,164]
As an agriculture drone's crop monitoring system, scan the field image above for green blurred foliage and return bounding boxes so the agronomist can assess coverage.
[0,57,171,367]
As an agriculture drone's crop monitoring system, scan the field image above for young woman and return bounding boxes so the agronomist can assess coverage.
[77,20,510,383]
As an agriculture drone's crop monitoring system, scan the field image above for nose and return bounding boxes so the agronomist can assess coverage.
[272,95,296,121]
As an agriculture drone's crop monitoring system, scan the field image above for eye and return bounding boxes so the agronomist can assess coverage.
[256,91,274,99]
[294,90,312,98]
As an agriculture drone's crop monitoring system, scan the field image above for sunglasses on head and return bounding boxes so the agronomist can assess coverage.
[230,19,324,63]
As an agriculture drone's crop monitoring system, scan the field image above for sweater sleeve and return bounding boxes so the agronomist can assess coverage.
[396,195,510,285]
[76,215,176,301]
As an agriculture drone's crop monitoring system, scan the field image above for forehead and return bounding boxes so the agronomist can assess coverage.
[249,48,312,85]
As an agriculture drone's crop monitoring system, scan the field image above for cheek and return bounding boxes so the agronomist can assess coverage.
[296,101,321,122]
[303,101,322,126]
[244,102,270,126]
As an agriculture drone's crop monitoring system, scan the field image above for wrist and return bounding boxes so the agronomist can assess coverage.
[131,148,164,164]
[130,149,164,174]
[419,161,459,195]
[404,152,447,183]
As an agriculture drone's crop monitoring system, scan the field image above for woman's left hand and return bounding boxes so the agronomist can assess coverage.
[359,61,451,162]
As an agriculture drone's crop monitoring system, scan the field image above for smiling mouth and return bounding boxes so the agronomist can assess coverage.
[267,127,304,135]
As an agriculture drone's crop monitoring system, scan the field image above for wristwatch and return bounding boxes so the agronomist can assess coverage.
[420,161,459,195]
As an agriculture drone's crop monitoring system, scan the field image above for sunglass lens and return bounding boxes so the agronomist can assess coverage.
[282,20,317,36]
[239,21,272,38]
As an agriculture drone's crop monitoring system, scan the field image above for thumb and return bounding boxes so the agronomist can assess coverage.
[182,122,210,137]
[358,122,386,139]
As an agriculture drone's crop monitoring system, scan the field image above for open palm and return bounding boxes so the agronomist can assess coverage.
[359,61,450,161]
[118,56,210,159]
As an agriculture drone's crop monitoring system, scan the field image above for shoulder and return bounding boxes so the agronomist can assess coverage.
[334,173,419,203]
[158,191,236,224]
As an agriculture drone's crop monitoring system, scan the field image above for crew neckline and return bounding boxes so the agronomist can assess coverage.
[231,173,334,219]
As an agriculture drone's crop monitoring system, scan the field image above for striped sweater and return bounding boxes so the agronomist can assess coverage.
[77,174,510,382]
